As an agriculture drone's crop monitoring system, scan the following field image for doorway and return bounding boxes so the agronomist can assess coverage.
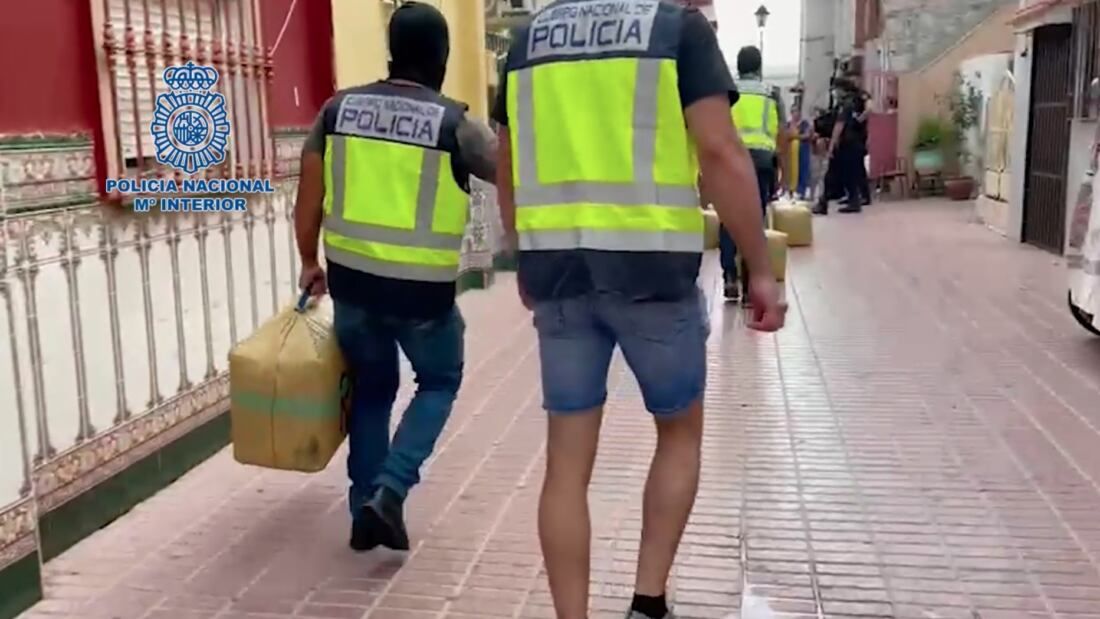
[1022,24,1073,253]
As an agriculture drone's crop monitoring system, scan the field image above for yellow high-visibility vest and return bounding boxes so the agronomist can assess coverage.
[321,83,470,282]
[503,0,703,254]
[732,79,779,152]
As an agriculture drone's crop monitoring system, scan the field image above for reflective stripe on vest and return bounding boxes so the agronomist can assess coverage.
[509,57,702,253]
[322,133,467,283]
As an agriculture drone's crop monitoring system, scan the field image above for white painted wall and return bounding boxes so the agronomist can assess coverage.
[1007,32,1032,242]
[959,53,1013,179]
[800,0,838,113]
[698,4,716,24]
[1066,119,1099,253]
[834,0,855,59]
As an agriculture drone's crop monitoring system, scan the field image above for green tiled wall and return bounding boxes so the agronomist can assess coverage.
[38,413,232,562]
[0,552,42,619]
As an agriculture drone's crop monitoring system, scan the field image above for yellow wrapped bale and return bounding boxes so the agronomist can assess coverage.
[229,292,349,472]
[772,202,814,247]
[766,229,788,282]
[703,209,720,250]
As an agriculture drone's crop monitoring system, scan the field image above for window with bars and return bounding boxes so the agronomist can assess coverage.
[1072,0,1100,119]
[94,0,272,184]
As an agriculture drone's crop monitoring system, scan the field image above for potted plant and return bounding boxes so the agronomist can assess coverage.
[940,72,983,201]
[912,116,947,175]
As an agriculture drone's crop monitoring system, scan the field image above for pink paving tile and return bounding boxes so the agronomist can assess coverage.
[18,201,1100,619]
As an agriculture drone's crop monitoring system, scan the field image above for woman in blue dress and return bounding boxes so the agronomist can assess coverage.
[792,109,814,199]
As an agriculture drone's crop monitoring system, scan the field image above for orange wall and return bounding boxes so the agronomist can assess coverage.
[896,5,1015,160]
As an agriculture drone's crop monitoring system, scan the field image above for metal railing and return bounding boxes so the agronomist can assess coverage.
[0,169,500,516]
[485,31,511,57]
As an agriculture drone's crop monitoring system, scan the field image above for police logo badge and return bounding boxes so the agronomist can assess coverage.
[151,61,231,174]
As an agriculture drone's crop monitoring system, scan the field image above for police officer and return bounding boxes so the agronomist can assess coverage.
[493,2,787,618]
[814,79,865,214]
[847,80,873,208]
[294,2,497,552]
[720,45,789,302]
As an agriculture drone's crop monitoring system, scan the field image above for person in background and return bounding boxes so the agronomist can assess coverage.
[851,84,873,207]
[813,80,864,215]
[720,45,788,302]
[834,78,872,208]
[293,1,497,553]
[493,2,788,618]
[790,107,815,200]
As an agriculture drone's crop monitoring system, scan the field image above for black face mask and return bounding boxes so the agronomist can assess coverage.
[387,2,450,92]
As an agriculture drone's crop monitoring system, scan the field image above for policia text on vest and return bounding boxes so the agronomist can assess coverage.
[529,1,657,59]
[322,83,471,284]
[338,95,443,146]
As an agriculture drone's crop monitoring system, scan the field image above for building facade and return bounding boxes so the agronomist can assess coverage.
[0,2,495,617]
[1001,0,1100,254]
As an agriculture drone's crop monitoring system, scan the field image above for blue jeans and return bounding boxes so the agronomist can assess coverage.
[532,290,709,416]
[333,301,465,513]
[719,164,774,280]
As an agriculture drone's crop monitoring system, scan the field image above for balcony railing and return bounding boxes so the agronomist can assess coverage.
[486,0,535,30]
[486,31,511,58]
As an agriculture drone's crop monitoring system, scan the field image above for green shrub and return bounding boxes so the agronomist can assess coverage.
[913,116,949,151]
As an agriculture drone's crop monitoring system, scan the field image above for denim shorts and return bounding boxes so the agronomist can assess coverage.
[532,290,709,416]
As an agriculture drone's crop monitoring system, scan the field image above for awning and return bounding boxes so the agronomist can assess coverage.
[1011,0,1088,27]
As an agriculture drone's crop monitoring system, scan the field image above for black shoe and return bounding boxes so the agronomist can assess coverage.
[811,203,828,215]
[838,204,863,214]
[349,515,382,552]
[361,487,410,551]
[723,275,741,302]
[740,267,751,306]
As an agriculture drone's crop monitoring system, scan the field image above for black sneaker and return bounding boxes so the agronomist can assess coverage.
[361,487,410,551]
[740,266,751,306]
[838,204,863,214]
[349,514,381,552]
[811,202,828,215]
[723,276,741,302]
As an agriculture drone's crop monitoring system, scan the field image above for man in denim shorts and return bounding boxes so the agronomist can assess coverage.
[493,2,787,618]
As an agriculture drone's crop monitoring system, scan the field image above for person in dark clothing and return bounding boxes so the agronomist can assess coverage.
[840,87,872,207]
[813,83,866,214]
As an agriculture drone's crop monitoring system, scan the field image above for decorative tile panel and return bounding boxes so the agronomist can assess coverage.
[0,138,97,214]
[0,500,35,572]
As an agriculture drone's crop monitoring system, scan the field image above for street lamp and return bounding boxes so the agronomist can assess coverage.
[754,4,770,58]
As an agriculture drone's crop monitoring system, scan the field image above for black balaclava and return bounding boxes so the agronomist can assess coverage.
[387,2,450,92]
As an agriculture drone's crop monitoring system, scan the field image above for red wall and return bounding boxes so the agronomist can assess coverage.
[0,0,101,136]
[262,0,335,130]
[868,112,899,179]
[0,0,333,135]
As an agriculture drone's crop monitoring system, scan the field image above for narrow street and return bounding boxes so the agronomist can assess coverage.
[18,200,1100,619]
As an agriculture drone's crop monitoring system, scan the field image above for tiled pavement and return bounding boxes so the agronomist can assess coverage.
[19,200,1100,619]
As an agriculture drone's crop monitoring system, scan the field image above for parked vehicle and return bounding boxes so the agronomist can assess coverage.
[1067,79,1100,336]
